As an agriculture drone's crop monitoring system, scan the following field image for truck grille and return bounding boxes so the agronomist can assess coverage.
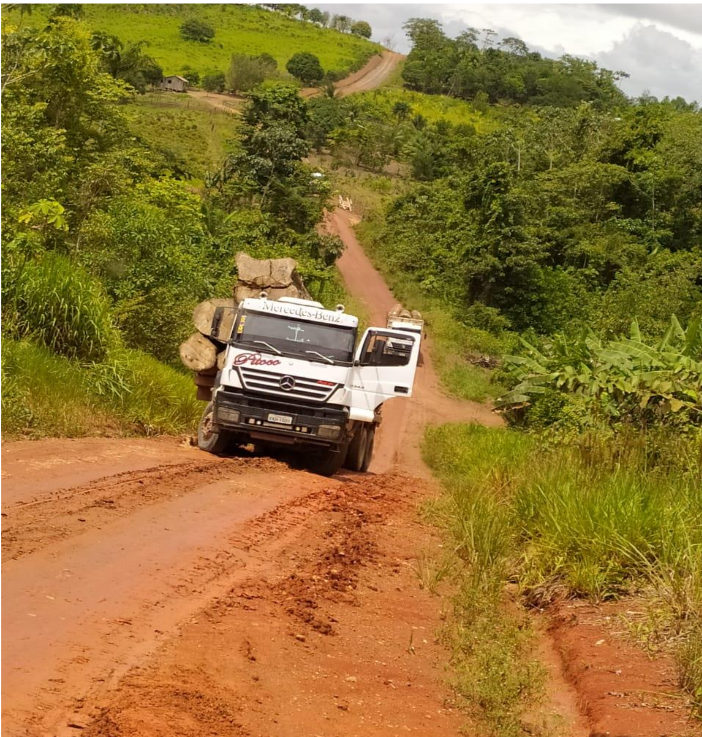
[238,367,338,403]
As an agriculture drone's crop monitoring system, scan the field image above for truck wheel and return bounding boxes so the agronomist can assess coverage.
[359,426,376,472]
[197,401,230,455]
[309,441,349,477]
[345,425,367,471]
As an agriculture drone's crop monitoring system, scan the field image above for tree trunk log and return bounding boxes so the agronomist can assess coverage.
[192,298,237,341]
[179,333,217,372]
[217,350,226,370]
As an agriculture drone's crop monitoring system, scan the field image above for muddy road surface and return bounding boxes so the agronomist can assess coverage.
[2,211,497,736]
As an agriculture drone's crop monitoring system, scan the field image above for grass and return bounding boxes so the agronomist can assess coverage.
[2,340,202,439]
[127,92,239,179]
[423,423,702,717]
[4,4,379,77]
[355,88,497,132]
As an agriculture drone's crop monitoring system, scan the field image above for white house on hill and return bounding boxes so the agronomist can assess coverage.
[160,75,189,93]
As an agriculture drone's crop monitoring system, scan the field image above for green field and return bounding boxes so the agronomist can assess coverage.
[127,93,239,179]
[356,88,496,131]
[5,4,379,77]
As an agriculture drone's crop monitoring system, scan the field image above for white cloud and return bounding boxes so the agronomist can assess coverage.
[598,23,702,101]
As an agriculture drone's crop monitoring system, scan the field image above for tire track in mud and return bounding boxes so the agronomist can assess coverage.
[1,455,344,735]
[77,473,461,737]
[2,454,280,562]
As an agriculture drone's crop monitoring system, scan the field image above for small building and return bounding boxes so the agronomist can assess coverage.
[160,75,189,93]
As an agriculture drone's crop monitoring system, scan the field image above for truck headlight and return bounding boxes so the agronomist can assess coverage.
[317,424,341,439]
[217,407,240,424]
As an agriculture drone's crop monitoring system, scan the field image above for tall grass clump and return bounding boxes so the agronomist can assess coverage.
[424,423,702,713]
[2,340,201,438]
[5,253,120,362]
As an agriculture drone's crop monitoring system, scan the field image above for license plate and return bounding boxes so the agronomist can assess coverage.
[267,413,293,425]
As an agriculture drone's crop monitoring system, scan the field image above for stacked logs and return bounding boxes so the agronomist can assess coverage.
[388,303,423,321]
[179,253,311,401]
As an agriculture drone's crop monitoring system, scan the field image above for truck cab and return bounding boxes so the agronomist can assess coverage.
[198,296,420,475]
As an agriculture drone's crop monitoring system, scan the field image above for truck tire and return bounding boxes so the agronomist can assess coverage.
[309,441,349,477]
[345,425,368,471]
[197,401,230,455]
[359,425,376,472]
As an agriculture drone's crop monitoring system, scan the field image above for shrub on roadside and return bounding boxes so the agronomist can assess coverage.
[2,340,201,438]
[4,253,120,362]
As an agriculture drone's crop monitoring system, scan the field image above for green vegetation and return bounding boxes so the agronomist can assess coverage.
[2,4,379,78]
[402,19,628,108]
[125,93,237,180]
[2,14,346,439]
[424,423,702,715]
[286,51,324,85]
[356,88,495,129]
[303,17,702,729]
[499,317,702,432]
[2,340,201,438]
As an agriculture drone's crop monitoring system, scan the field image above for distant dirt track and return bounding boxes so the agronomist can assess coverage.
[188,50,404,113]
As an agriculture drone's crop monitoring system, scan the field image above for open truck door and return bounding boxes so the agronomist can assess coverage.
[347,329,420,415]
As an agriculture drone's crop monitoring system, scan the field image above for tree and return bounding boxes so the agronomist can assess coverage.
[331,15,352,33]
[92,34,162,93]
[286,52,324,86]
[180,65,200,86]
[308,8,324,25]
[392,101,411,120]
[256,53,278,71]
[227,54,274,94]
[351,20,372,39]
[179,18,215,43]
[202,71,226,92]
[213,85,323,232]
[49,4,83,20]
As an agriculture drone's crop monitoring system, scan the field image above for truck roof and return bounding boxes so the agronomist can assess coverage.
[241,297,359,328]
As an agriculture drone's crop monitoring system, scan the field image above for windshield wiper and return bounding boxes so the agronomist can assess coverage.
[254,340,282,356]
[305,350,334,365]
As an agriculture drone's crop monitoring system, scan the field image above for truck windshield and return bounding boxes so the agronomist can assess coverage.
[235,312,356,364]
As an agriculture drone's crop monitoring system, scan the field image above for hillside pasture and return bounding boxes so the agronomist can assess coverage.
[3,4,379,78]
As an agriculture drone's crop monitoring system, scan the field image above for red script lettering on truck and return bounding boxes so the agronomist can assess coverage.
[233,352,282,367]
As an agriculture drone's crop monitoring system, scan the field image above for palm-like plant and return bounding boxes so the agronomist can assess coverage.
[497,317,702,424]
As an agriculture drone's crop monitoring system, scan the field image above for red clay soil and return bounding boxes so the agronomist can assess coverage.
[300,51,404,98]
[550,600,698,737]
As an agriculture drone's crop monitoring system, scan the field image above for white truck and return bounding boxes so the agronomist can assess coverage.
[197,295,421,476]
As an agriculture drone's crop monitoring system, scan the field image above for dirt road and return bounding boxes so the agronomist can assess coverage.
[189,50,404,114]
[2,210,495,736]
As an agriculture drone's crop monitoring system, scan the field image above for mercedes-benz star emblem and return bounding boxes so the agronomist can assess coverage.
[279,376,296,391]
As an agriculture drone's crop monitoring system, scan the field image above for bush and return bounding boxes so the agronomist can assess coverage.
[2,339,202,438]
[226,53,276,94]
[351,20,372,39]
[202,71,226,93]
[286,52,324,85]
[4,253,120,362]
[179,18,215,43]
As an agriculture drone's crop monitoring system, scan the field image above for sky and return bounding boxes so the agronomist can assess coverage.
[316,3,702,102]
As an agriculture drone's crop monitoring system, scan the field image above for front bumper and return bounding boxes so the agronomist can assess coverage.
[213,387,348,446]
